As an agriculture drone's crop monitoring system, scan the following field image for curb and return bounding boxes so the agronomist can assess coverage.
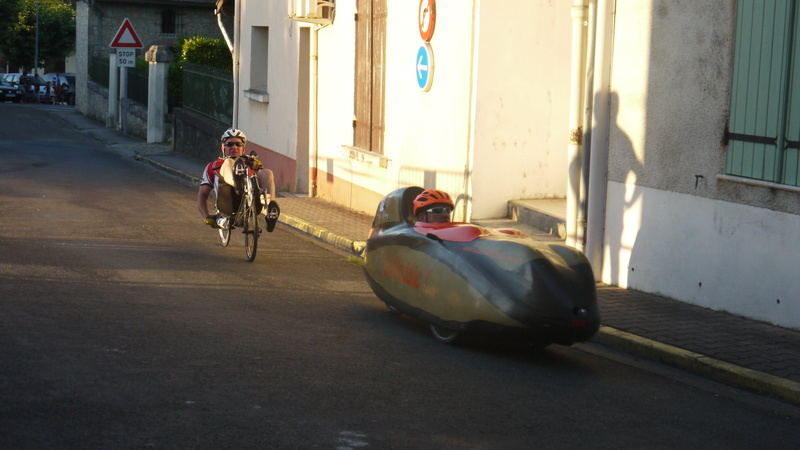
[592,326,800,406]
[136,155,201,185]
[280,213,365,256]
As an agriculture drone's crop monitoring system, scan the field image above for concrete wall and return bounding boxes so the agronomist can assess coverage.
[470,1,572,219]
[604,182,800,329]
[83,80,168,143]
[604,0,800,329]
[173,107,228,162]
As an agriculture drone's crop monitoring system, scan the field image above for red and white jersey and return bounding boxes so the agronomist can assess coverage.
[200,158,226,193]
[201,157,257,193]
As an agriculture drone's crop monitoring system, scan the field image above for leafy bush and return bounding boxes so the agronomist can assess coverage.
[168,36,232,109]
[181,36,232,72]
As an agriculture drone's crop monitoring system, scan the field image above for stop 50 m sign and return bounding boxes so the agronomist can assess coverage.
[117,50,136,68]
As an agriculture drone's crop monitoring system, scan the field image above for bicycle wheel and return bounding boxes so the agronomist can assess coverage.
[243,187,259,262]
[218,226,231,247]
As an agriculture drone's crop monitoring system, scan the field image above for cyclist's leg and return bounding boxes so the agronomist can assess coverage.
[265,200,280,232]
[255,168,279,232]
[220,158,247,194]
[256,168,276,201]
[216,183,238,216]
[219,158,236,186]
[250,177,264,215]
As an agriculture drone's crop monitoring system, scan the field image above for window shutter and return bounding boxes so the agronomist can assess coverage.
[782,8,800,186]
[353,0,386,154]
[727,0,793,182]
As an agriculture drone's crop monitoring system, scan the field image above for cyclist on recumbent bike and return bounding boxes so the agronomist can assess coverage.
[197,128,280,232]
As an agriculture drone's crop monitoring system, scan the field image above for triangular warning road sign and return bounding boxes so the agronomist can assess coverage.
[110,18,143,48]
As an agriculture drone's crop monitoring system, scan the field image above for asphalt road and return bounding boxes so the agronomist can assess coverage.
[1,103,799,449]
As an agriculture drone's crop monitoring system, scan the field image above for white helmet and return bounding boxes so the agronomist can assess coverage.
[221,127,247,143]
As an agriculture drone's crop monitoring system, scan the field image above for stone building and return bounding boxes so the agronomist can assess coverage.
[81,0,223,58]
[75,0,225,136]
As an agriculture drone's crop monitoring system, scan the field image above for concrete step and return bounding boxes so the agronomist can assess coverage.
[475,198,567,241]
[508,199,566,240]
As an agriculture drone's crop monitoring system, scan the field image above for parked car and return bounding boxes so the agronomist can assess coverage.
[2,73,53,101]
[0,79,23,103]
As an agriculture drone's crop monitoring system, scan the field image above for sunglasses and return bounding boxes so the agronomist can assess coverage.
[427,207,452,215]
[225,142,244,147]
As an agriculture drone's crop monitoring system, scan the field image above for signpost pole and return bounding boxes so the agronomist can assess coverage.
[108,49,119,128]
[119,66,128,136]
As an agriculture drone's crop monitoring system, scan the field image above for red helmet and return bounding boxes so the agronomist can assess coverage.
[413,189,454,216]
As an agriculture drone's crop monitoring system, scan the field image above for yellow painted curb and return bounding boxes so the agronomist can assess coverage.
[280,213,363,255]
[593,326,800,406]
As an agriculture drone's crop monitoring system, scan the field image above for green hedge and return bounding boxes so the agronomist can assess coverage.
[169,36,232,110]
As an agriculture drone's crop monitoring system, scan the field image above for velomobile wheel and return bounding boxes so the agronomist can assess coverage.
[429,323,459,344]
[385,302,401,314]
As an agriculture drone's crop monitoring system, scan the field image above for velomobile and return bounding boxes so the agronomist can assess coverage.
[363,186,600,346]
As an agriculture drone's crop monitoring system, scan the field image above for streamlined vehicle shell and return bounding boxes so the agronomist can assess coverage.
[363,187,600,346]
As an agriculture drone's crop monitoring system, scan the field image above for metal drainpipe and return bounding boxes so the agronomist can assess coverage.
[585,0,614,279]
[580,0,597,249]
[216,9,234,53]
[567,1,587,249]
[310,25,320,197]
[462,0,479,222]
[232,0,242,127]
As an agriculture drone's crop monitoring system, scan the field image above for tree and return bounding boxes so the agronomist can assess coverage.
[0,0,75,72]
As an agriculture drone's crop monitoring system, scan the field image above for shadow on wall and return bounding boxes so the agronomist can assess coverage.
[604,91,643,287]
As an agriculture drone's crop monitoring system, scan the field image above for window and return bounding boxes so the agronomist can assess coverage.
[354,0,386,154]
[726,0,800,186]
[247,26,269,101]
[161,9,176,35]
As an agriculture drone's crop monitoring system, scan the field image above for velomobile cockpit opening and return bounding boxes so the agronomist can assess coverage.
[371,186,425,230]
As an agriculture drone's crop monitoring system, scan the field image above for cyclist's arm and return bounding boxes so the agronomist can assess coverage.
[198,184,213,219]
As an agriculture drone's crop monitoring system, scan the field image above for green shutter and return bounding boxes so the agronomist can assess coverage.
[783,7,800,186]
[727,0,794,182]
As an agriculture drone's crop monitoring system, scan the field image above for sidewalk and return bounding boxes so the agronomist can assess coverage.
[53,108,800,407]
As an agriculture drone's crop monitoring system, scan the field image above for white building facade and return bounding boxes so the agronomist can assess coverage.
[231,0,571,220]
[227,0,800,331]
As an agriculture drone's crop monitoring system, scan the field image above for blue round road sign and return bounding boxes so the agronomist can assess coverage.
[416,43,434,91]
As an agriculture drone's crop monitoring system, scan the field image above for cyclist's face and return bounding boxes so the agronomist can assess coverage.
[223,139,245,157]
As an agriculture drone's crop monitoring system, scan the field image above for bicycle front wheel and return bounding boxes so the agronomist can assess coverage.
[219,226,231,247]
[243,192,259,262]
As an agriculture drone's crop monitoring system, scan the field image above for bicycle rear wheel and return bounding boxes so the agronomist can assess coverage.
[243,192,259,262]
